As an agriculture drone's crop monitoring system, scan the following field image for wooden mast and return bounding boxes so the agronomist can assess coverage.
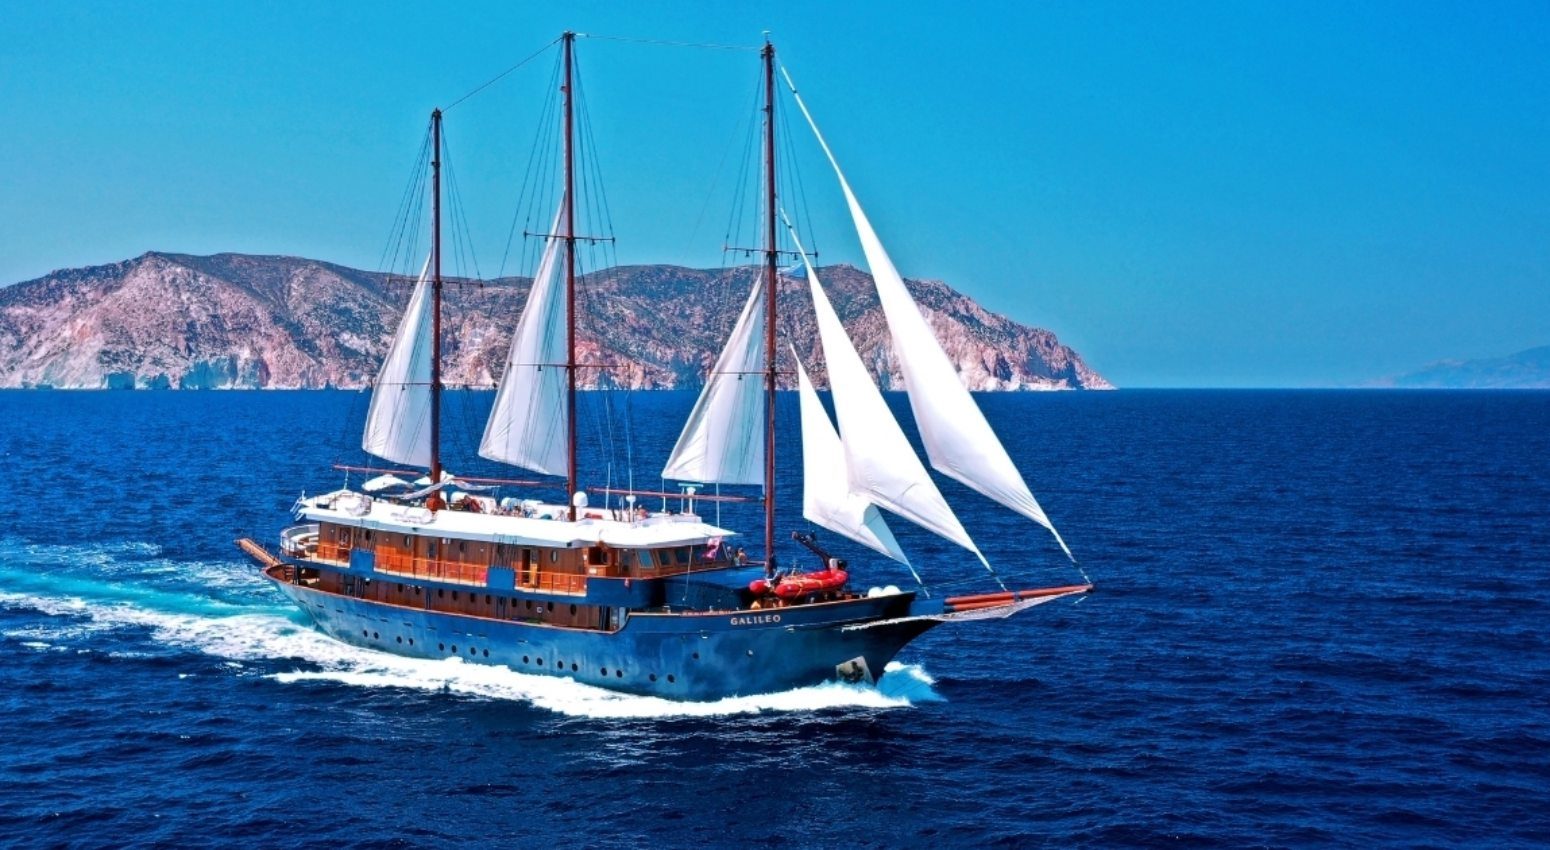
[762,39,777,564]
[427,107,445,511]
[563,31,579,521]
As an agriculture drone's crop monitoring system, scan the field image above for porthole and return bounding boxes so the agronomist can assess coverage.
[452,591,459,601]
[438,643,445,651]
[468,647,476,656]
[569,604,577,615]
[372,631,379,639]
[549,550,558,563]
[458,541,466,553]
[396,636,402,644]
[450,645,457,653]
[692,652,700,660]
[483,649,489,658]
[536,658,544,666]
[667,675,676,683]
[408,638,414,646]
[525,600,533,610]
[362,630,368,637]
[601,667,609,676]
[485,594,492,604]
[615,670,623,678]
[571,662,578,672]
[523,655,530,664]
[437,589,444,599]
[649,674,657,682]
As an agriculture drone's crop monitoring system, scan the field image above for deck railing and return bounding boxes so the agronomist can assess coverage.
[372,550,490,586]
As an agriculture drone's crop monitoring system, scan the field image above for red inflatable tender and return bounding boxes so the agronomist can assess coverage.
[771,568,849,599]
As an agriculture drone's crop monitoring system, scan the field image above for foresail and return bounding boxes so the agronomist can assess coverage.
[660,272,766,486]
[795,355,908,564]
[786,223,985,564]
[782,68,1074,561]
[478,196,570,477]
[362,254,434,467]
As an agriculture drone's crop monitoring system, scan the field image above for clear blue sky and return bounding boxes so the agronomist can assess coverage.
[2,1,1547,387]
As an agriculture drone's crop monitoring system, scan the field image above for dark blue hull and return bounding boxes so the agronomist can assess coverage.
[268,575,937,701]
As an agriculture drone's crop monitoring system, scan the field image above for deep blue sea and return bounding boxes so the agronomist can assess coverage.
[0,389,1546,848]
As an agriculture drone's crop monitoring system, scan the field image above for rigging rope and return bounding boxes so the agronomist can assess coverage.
[445,38,561,111]
[576,33,761,52]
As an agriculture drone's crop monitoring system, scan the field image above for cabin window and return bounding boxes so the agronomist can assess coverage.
[569,604,577,615]
[403,535,411,546]
[458,541,466,553]
[638,550,656,570]
[674,547,691,566]
[588,546,608,566]
[548,550,559,564]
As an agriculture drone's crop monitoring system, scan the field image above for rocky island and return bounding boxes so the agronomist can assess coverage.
[0,252,1110,391]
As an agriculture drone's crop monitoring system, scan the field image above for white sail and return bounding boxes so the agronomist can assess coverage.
[783,69,1075,560]
[788,225,985,563]
[660,272,766,485]
[479,196,570,477]
[795,354,908,564]
[362,254,434,467]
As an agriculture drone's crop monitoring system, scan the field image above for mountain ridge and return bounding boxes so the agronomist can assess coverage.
[1375,345,1550,389]
[0,251,1112,391]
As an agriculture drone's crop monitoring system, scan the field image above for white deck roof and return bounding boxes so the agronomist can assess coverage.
[299,490,737,549]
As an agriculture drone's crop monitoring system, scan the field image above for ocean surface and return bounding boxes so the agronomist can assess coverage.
[0,389,1546,848]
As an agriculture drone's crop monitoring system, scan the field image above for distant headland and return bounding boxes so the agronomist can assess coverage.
[1375,345,1550,390]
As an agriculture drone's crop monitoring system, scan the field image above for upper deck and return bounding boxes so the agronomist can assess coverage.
[298,489,735,550]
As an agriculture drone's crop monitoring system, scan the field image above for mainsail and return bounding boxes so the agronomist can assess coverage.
[794,353,909,566]
[362,254,434,467]
[783,68,1075,561]
[479,196,570,477]
[787,224,985,565]
[660,272,767,486]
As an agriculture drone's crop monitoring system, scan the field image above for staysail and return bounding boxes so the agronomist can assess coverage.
[786,223,985,564]
[794,353,909,565]
[783,68,1074,560]
[478,196,570,477]
[362,254,434,467]
[660,271,767,486]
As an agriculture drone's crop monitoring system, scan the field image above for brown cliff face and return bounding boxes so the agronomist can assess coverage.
[0,252,1111,390]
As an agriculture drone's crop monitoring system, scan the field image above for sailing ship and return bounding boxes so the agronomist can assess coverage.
[237,34,1091,701]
